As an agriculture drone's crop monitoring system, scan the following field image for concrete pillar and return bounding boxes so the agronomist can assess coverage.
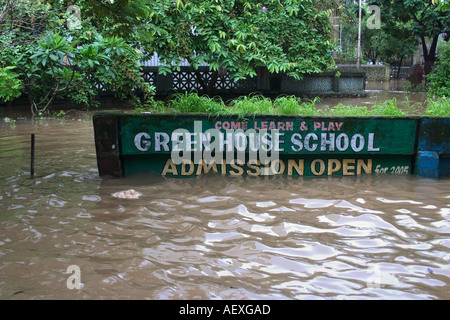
[416,151,439,179]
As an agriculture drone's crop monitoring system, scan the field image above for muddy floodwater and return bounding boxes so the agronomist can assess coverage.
[0,87,449,300]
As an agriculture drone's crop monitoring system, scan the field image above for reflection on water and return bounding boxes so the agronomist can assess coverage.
[0,111,449,300]
[316,80,427,110]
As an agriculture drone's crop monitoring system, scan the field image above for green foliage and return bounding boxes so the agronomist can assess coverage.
[427,40,450,97]
[368,0,449,74]
[167,92,227,114]
[8,32,154,115]
[337,2,418,66]
[137,93,449,117]
[79,0,162,48]
[0,67,23,102]
[149,0,335,93]
[0,0,60,45]
[434,0,450,11]
[425,97,450,117]
[274,96,321,116]
[0,0,156,116]
[273,96,304,115]
[338,0,448,70]
[369,0,449,40]
[364,21,417,66]
[400,82,427,93]
[335,50,365,65]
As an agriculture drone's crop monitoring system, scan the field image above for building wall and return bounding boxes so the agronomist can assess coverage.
[338,64,390,81]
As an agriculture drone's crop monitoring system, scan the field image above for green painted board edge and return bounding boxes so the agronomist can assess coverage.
[92,112,449,179]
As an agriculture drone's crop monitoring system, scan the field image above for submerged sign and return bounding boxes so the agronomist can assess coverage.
[112,115,417,177]
[130,121,381,154]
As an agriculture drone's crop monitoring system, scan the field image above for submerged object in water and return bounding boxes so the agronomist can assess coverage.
[112,189,142,199]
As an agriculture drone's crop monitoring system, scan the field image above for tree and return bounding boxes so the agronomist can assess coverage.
[148,0,335,95]
[78,0,163,55]
[361,5,418,77]
[0,0,154,115]
[369,0,450,76]
[0,0,57,43]
[335,2,418,69]
[0,66,22,103]
[1,0,336,112]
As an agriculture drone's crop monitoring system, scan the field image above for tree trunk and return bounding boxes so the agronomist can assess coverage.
[396,56,403,80]
[206,71,218,96]
[193,69,218,96]
[421,34,439,77]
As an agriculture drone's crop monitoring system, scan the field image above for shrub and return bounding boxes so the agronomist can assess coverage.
[167,92,226,114]
[425,97,450,117]
[0,67,23,102]
[428,41,450,97]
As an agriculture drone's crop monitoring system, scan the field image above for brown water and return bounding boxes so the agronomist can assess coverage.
[0,115,449,300]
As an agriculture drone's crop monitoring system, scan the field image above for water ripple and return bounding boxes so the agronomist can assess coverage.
[0,120,449,299]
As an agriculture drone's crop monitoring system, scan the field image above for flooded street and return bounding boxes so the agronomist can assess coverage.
[316,80,428,109]
[0,84,449,300]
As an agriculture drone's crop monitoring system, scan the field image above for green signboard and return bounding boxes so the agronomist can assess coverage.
[116,114,417,177]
